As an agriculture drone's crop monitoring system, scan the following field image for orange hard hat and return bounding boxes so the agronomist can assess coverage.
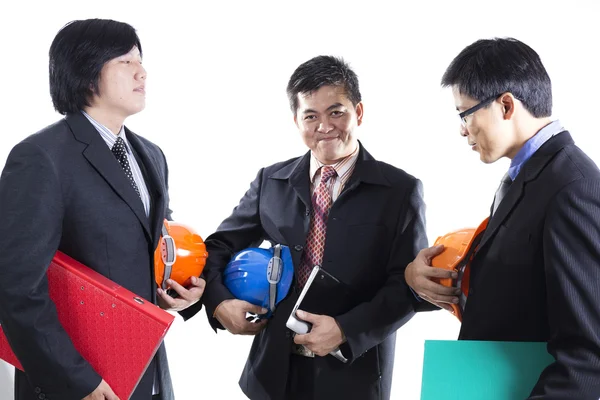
[154,219,208,290]
[431,218,488,321]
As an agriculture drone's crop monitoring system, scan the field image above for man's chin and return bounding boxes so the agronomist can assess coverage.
[480,154,500,164]
[124,103,146,118]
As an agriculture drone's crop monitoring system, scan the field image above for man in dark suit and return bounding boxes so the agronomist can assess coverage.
[0,19,204,400]
[192,56,428,400]
[405,38,600,399]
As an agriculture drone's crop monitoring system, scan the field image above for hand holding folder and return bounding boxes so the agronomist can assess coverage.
[0,251,175,400]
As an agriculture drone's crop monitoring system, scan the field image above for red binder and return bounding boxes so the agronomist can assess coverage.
[0,251,175,399]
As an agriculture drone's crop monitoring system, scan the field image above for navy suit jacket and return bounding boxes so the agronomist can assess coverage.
[196,143,428,400]
[0,113,175,400]
[460,132,600,399]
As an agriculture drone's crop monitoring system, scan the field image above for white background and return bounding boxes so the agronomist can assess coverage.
[1,1,599,399]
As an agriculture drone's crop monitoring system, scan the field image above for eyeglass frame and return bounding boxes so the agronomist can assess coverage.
[458,94,503,127]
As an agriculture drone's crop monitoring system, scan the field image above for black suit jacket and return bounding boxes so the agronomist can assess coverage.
[0,113,175,400]
[197,143,427,400]
[460,132,600,399]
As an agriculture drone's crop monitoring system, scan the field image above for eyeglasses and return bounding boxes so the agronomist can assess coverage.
[458,94,501,127]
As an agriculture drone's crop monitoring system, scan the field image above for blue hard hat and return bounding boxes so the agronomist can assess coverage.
[223,244,294,316]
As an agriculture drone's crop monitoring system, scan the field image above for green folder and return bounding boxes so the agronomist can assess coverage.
[420,340,554,400]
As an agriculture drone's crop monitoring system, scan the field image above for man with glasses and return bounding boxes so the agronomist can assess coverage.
[405,37,600,398]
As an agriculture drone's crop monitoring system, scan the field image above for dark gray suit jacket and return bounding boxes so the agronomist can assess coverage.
[194,143,427,400]
[0,113,175,400]
[460,132,600,399]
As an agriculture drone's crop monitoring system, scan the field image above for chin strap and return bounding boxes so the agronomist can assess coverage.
[158,223,177,290]
[266,244,283,314]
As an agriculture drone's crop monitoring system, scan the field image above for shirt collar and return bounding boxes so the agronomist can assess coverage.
[81,110,130,153]
[508,119,564,180]
[309,144,359,183]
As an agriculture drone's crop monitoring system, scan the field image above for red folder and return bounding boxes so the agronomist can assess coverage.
[0,251,175,399]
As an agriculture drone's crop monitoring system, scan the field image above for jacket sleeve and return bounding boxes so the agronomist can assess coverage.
[0,141,101,399]
[182,169,265,326]
[528,179,600,399]
[335,178,429,362]
[159,147,173,222]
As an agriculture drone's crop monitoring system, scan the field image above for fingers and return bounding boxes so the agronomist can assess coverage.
[296,310,319,323]
[420,294,456,313]
[217,300,268,335]
[157,288,178,309]
[417,274,461,304]
[419,278,461,297]
[294,333,309,345]
[425,267,458,280]
[105,392,121,400]
[292,332,335,357]
[420,291,460,304]
[163,279,191,300]
[240,301,268,315]
[189,276,206,290]
[157,278,205,310]
[419,244,445,262]
[416,289,460,305]
[85,380,120,400]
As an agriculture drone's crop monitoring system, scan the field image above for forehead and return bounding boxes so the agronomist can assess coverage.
[297,85,352,110]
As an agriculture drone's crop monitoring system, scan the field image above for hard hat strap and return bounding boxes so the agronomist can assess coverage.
[267,244,283,314]
[159,223,177,290]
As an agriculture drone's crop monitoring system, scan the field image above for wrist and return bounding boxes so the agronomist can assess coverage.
[213,299,232,319]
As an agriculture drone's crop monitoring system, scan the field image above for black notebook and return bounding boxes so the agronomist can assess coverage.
[296,266,353,318]
[286,266,352,363]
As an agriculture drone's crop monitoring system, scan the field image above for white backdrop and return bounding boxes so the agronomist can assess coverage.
[1,1,599,399]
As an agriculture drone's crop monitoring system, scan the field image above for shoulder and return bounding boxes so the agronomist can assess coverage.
[6,119,73,163]
[373,159,421,188]
[262,155,304,175]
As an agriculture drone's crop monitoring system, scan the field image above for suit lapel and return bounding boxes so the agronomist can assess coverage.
[268,143,390,251]
[477,176,524,250]
[65,113,152,240]
[126,129,166,247]
[267,152,312,259]
[337,143,390,201]
[281,152,312,210]
[477,131,575,252]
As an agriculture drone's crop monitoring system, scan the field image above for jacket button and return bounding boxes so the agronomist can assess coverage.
[34,388,41,394]
[305,209,310,216]
[294,245,303,252]
[38,394,46,400]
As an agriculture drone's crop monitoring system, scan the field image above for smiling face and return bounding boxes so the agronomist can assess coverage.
[294,85,362,164]
[89,46,147,121]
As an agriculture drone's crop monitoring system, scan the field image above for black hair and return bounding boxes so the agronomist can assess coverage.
[441,37,552,118]
[49,19,142,115]
[286,56,361,114]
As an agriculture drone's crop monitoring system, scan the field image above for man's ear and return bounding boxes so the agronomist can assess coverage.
[355,102,364,126]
